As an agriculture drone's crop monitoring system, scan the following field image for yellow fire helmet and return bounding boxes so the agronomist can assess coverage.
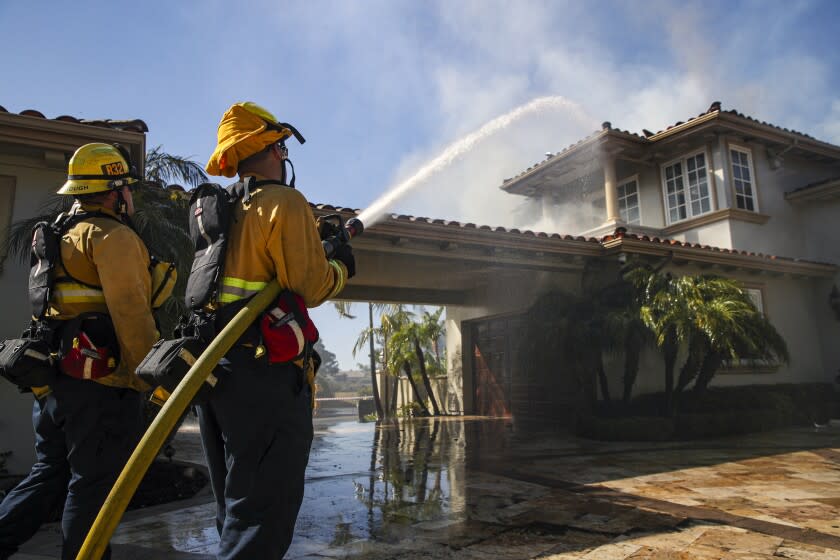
[57,143,138,195]
[206,102,306,178]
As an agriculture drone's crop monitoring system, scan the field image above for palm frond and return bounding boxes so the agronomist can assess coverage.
[144,145,208,188]
[4,196,71,264]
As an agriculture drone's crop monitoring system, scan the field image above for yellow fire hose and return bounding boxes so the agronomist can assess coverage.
[76,280,282,560]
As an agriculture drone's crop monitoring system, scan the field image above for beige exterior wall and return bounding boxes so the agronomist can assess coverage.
[0,154,68,474]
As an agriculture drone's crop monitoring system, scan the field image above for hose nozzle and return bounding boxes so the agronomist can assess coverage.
[321,216,364,258]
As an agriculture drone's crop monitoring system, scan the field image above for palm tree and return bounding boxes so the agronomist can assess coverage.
[629,267,789,413]
[144,145,208,188]
[386,311,432,416]
[339,301,384,419]
[627,266,687,414]
[408,309,444,415]
[345,301,404,420]
[690,280,789,394]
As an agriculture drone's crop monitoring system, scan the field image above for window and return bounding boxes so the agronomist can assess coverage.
[617,178,640,225]
[721,287,775,372]
[744,287,763,314]
[730,147,758,211]
[662,152,712,224]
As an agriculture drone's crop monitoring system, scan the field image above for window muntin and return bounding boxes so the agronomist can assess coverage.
[662,151,712,224]
[617,178,640,225]
[730,147,757,212]
[664,162,687,223]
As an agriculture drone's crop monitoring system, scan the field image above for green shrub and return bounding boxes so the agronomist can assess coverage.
[580,382,834,441]
[577,414,674,441]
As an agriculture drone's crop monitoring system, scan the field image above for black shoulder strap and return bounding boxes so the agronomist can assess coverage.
[28,210,120,319]
[184,182,246,310]
[53,211,123,289]
[228,177,253,204]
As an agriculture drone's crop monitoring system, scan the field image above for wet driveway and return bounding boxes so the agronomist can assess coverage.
[13,411,840,559]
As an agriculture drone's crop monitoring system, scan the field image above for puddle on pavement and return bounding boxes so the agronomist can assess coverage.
[295,414,518,553]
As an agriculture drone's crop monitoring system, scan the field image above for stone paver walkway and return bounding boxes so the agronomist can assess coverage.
[11,414,840,559]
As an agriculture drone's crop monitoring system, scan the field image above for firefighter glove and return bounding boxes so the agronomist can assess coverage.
[333,244,355,278]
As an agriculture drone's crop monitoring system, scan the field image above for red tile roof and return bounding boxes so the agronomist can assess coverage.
[307,205,834,269]
[0,105,148,133]
[309,203,601,243]
[503,101,840,186]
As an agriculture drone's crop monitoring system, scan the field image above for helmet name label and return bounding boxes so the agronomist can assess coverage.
[101,161,126,176]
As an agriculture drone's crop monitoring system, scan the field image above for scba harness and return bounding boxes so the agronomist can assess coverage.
[0,210,176,389]
[136,177,321,404]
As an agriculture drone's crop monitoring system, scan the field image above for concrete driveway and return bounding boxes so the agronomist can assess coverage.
[12,412,840,559]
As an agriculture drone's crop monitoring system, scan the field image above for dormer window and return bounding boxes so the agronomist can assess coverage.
[662,151,713,225]
[617,177,640,225]
[730,146,758,212]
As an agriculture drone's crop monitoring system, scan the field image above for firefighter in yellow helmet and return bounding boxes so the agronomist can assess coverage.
[198,102,354,559]
[0,143,168,560]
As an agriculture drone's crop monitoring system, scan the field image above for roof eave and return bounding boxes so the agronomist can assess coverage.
[603,237,836,277]
[0,112,147,171]
[785,178,840,202]
[500,130,610,195]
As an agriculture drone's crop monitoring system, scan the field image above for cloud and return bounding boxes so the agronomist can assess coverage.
[361,0,840,234]
[823,100,840,145]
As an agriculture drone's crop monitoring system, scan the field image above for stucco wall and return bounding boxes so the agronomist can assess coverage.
[600,268,839,402]
[0,155,66,475]
[669,220,732,248]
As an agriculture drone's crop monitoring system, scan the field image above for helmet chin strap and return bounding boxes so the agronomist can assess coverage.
[282,158,297,189]
[115,188,136,229]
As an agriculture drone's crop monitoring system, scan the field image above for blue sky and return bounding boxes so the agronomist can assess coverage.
[3,0,840,369]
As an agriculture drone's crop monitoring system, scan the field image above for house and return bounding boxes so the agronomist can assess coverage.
[467,101,840,425]
[0,107,147,474]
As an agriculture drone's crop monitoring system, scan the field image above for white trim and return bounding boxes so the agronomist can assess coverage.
[660,148,715,226]
[729,143,759,213]
[617,174,641,225]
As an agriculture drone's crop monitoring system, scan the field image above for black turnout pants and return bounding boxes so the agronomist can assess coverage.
[0,376,143,560]
[197,348,314,560]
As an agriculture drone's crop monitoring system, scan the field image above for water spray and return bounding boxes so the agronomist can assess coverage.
[357,96,587,228]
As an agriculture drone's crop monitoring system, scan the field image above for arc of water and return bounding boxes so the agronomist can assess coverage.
[357,96,589,227]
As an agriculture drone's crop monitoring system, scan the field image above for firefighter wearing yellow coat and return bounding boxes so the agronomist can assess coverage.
[198,102,354,559]
[0,143,170,560]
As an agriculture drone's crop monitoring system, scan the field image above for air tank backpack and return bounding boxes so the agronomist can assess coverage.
[136,176,321,405]
[0,209,176,389]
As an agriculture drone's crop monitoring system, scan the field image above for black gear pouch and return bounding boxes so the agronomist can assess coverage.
[0,323,58,389]
[135,337,221,405]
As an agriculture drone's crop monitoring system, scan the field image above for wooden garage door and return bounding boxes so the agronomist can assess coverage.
[472,315,522,417]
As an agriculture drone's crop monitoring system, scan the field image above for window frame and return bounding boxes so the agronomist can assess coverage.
[616,175,641,225]
[720,285,778,373]
[728,143,759,213]
[660,149,715,226]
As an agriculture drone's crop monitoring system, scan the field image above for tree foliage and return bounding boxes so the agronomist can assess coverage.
[314,339,340,376]
[521,262,789,418]
[144,145,208,188]
[626,264,788,413]
[344,303,446,418]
